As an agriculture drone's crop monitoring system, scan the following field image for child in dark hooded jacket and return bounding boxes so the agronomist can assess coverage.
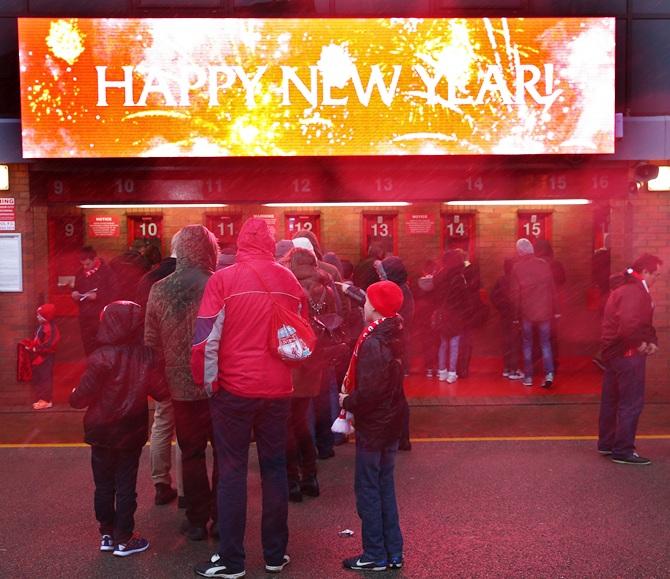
[70,300,169,558]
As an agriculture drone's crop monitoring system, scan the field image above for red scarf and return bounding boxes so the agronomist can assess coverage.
[83,258,102,278]
[342,317,387,394]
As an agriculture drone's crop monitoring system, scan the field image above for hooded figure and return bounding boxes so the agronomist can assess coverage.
[71,301,169,449]
[191,218,308,577]
[144,225,220,538]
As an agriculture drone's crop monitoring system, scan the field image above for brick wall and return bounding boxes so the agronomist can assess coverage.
[0,164,49,405]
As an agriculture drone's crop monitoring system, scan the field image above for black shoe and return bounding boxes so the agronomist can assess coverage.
[265,555,291,573]
[288,481,303,503]
[180,520,207,541]
[342,554,387,571]
[611,452,651,465]
[194,553,245,578]
[318,448,335,460]
[154,483,177,506]
[398,439,412,451]
[300,476,320,497]
[177,495,186,509]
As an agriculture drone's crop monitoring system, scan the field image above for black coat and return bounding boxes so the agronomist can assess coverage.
[342,317,405,450]
[70,301,169,449]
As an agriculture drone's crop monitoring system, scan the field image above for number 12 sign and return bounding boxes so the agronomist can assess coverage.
[285,214,320,240]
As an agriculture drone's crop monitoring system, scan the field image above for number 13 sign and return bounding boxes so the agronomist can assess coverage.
[362,214,397,258]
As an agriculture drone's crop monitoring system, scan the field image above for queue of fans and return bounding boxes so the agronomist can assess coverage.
[20,217,661,576]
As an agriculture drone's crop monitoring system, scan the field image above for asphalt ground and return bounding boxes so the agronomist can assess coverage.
[2,438,670,579]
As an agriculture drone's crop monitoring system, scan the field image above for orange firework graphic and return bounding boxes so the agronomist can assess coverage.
[18,17,615,158]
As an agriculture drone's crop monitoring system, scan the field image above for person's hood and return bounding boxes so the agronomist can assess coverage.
[287,248,321,291]
[37,303,56,321]
[173,225,219,272]
[97,301,144,345]
[380,256,408,285]
[322,251,343,276]
[236,218,275,262]
[293,230,323,260]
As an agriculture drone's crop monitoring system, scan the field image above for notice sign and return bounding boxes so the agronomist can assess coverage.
[18,17,615,158]
[88,215,120,238]
[406,214,435,235]
[0,198,16,231]
[0,233,23,292]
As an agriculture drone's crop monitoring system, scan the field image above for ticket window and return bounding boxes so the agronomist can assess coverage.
[285,213,320,241]
[127,215,163,253]
[442,213,475,257]
[517,212,552,243]
[48,215,84,316]
[362,214,397,258]
[206,214,241,250]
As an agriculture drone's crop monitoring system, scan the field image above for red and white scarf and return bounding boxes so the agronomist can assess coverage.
[83,258,102,278]
[342,317,387,395]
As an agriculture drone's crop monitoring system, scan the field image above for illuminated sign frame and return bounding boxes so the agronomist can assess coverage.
[19,17,615,158]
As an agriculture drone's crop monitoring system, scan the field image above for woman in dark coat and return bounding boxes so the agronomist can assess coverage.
[432,250,468,383]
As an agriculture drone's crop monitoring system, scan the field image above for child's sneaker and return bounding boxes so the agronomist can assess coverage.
[542,372,554,388]
[446,371,458,384]
[507,370,524,380]
[194,553,245,578]
[99,534,114,552]
[437,369,448,381]
[343,554,387,571]
[502,369,510,377]
[113,532,149,557]
[522,376,533,387]
[388,555,403,569]
[33,400,53,410]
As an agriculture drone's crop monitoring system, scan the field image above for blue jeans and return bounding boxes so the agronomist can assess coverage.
[355,439,403,562]
[598,354,646,457]
[521,319,554,378]
[209,389,291,572]
[438,335,460,372]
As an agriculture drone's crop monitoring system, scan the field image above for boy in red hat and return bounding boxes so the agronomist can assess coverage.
[21,304,60,410]
[339,280,406,572]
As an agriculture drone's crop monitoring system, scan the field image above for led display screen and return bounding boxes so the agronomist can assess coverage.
[18,17,615,158]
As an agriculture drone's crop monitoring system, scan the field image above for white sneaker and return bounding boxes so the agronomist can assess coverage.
[437,369,448,381]
[33,400,53,410]
[507,370,524,380]
[502,369,510,377]
[446,371,458,384]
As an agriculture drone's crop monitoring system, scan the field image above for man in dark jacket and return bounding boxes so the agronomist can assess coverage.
[340,280,405,572]
[511,238,557,388]
[145,225,219,541]
[598,253,662,465]
[192,218,306,578]
[71,246,117,356]
[70,301,169,557]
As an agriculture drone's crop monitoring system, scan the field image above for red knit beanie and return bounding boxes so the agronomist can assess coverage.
[37,303,56,321]
[366,281,403,318]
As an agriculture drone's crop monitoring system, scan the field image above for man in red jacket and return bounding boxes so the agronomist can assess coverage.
[191,218,306,579]
[598,253,662,465]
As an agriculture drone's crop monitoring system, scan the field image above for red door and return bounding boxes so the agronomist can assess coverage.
[442,213,475,257]
[517,212,552,243]
[362,214,397,258]
[285,213,320,241]
[48,215,84,316]
[205,214,241,249]
[127,215,163,253]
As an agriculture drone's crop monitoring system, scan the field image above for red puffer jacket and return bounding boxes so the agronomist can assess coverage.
[191,218,308,398]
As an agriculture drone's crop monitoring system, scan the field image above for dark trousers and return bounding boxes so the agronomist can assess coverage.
[32,356,54,402]
[173,399,218,527]
[399,398,410,447]
[501,317,520,371]
[287,397,317,483]
[79,316,100,356]
[598,354,647,457]
[456,329,473,377]
[210,389,291,572]
[90,445,143,543]
[355,438,403,562]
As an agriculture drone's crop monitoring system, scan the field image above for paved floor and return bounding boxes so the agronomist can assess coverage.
[2,439,670,578]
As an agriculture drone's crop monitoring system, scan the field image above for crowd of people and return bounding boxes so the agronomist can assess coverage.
[19,217,662,576]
